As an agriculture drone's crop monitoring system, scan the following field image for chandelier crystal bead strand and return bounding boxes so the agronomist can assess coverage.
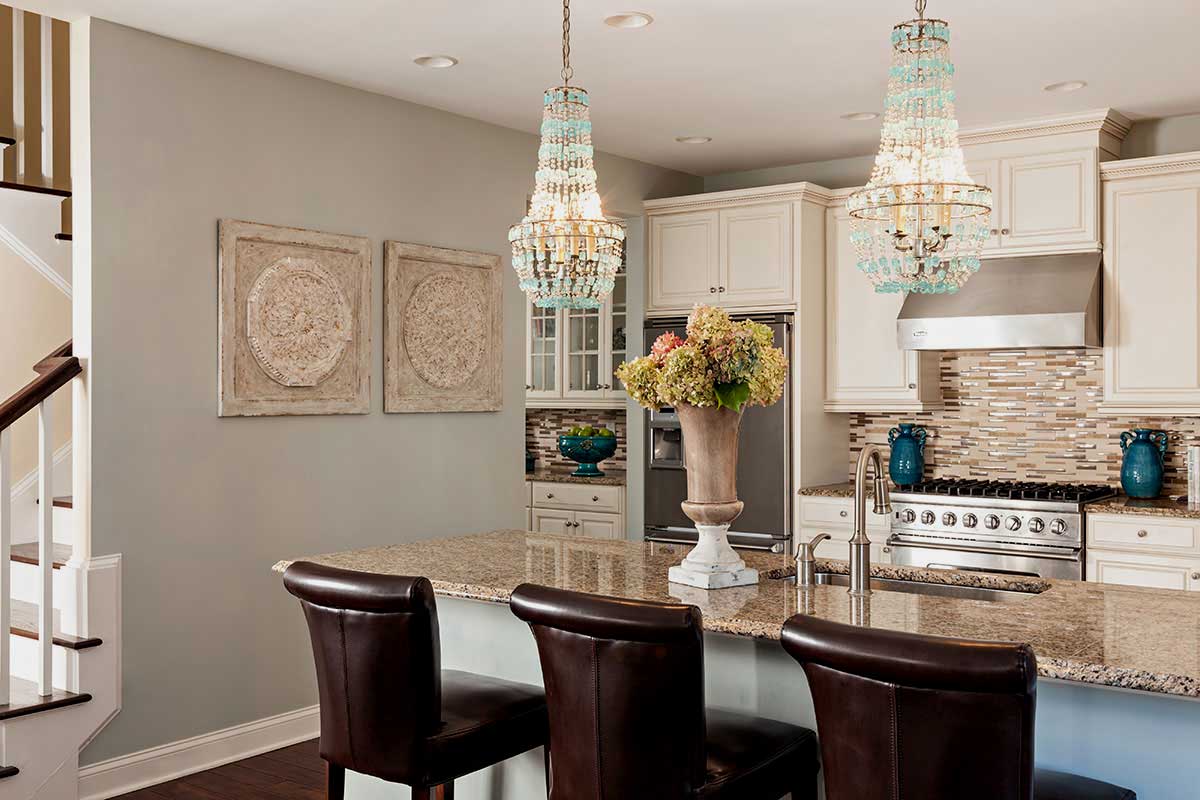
[847,0,993,294]
[509,0,625,309]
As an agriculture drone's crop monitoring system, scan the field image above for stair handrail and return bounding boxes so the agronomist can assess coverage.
[0,338,79,705]
[0,340,78,431]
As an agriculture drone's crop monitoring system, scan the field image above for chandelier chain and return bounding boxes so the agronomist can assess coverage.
[561,0,573,85]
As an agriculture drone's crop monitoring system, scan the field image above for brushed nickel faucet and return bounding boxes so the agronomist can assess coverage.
[850,444,892,596]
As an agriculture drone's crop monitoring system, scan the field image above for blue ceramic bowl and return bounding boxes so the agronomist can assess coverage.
[557,435,618,477]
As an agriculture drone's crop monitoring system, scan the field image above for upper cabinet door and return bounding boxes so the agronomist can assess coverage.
[606,268,629,399]
[1103,171,1200,414]
[648,211,720,312]
[824,206,941,412]
[717,203,793,306]
[965,158,1002,253]
[998,148,1098,252]
[525,302,561,400]
[562,304,608,399]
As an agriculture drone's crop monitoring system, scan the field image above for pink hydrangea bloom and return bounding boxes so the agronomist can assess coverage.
[650,331,685,364]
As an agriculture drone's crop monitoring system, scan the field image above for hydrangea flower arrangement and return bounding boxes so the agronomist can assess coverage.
[615,304,787,412]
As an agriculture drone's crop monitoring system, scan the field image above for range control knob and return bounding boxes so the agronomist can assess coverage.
[984,514,1001,530]
[1028,518,1046,534]
[962,513,978,529]
[1005,515,1022,532]
[900,509,917,524]
[1049,518,1068,536]
[942,512,957,527]
[920,510,936,525]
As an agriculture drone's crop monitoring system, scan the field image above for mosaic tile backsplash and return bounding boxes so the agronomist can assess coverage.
[849,349,1200,495]
[526,408,628,471]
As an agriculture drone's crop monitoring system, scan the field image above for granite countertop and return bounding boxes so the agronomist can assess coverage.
[276,529,1200,698]
[1087,495,1200,520]
[525,467,626,486]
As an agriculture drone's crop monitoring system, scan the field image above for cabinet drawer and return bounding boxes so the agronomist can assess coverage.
[799,497,890,531]
[532,481,623,513]
[1088,515,1200,555]
[1087,548,1200,590]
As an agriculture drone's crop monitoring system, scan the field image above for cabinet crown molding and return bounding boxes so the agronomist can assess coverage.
[644,181,835,214]
[957,108,1131,148]
[1099,151,1200,181]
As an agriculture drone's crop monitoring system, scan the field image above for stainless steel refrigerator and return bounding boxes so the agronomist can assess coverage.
[643,313,792,555]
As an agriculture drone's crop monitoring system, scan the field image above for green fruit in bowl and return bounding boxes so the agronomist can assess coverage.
[598,428,615,438]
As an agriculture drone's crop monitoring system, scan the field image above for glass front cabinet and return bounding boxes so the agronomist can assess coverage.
[525,263,628,408]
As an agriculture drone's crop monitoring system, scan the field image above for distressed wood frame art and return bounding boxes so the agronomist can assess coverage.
[384,241,503,413]
[218,219,371,417]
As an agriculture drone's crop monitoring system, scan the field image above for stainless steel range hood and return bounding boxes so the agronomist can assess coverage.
[897,252,1102,350]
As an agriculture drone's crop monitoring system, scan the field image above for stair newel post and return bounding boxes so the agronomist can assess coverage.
[36,399,52,696]
[0,428,11,706]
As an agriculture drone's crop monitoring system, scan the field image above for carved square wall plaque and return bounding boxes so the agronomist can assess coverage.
[218,219,371,417]
[384,241,502,413]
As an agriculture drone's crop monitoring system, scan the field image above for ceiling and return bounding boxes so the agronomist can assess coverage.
[20,0,1200,175]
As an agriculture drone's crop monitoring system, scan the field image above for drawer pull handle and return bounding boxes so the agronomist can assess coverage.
[546,493,555,499]
[1001,228,1010,235]
[1137,529,1148,538]
[593,495,600,502]
[882,546,891,553]
[840,510,848,518]
[1192,572,1200,581]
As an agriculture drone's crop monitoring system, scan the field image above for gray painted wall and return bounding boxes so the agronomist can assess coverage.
[702,113,1200,193]
[81,19,698,764]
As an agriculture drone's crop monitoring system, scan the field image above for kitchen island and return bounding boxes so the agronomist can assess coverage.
[276,530,1200,799]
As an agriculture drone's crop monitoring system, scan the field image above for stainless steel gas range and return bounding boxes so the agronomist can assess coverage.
[887,479,1116,581]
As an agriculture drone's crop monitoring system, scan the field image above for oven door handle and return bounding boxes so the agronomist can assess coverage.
[647,535,784,553]
[885,536,1080,561]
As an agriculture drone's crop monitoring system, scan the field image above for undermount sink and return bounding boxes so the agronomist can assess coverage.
[790,571,1041,603]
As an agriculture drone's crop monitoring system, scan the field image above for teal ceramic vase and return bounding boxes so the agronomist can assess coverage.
[887,423,927,487]
[1120,429,1167,498]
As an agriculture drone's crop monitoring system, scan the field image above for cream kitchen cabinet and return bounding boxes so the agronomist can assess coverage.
[1100,154,1200,415]
[528,480,626,539]
[1086,511,1200,589]
[966,148,1099,256]
[824,198,942,412]
[645,193,798,313]
[525,263,629,408]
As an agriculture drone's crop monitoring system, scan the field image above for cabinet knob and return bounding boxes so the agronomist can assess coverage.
[525,384,532,390]
[990,228,998,236]
[1001,228,1010,235]
[1192,571,1200,580]
[546,492,554,499]
[908,383,917,389]
[593,495,600,501]
[573,521,581,528]
[883,546,891,553]
[710,286,717,293]
[718,286,726,293]
[839,510,848,518]
[1137,529,1148,538]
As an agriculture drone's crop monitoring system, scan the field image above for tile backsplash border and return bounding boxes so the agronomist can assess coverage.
[526,407,628,471]
[849,349,1200,495]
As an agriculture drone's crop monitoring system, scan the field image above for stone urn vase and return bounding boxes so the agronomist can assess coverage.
[667,404,759,590]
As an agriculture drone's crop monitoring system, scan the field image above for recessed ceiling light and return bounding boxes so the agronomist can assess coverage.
[604,12,654,29]
[1043,80,1087,93]
[841,111,880,121]
[413,55,459,69]
[674,136,712,144]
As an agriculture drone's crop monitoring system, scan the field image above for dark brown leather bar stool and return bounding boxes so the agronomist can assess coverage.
[284,562,549,800]
[780,615,1136,800]
[510,583,819,799]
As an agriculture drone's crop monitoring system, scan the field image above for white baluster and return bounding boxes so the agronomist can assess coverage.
[37,399,52,696]
[0,428,11,706]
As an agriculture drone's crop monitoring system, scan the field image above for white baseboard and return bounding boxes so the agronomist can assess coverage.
[77,705,320,800]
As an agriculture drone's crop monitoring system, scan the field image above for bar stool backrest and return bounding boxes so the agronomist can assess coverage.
[781,614,1038,800]
[510,583,707,799]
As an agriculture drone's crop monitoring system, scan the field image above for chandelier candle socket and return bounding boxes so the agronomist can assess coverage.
[847,0,992,294]
[508,0,625,309]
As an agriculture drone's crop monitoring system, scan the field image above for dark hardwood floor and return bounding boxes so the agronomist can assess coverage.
[116,739,326,799]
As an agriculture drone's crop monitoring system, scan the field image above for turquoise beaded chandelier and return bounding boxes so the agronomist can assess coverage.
[847,0,993,294]
[509,0,625,309]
